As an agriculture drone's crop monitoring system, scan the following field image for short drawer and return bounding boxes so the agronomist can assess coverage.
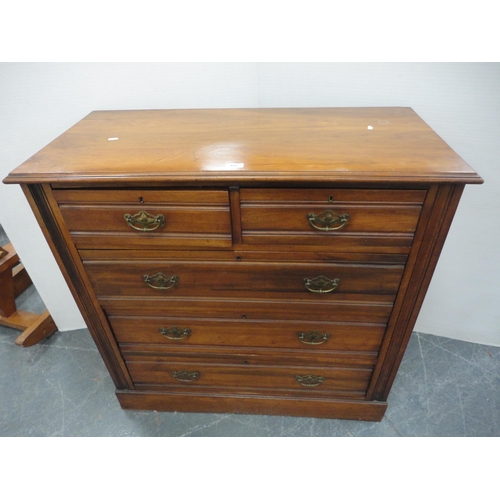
[84,259,405,301]
[109,315,387,352]
[240,188,426,252]
[125,357,373,395]
[53,189,232,249]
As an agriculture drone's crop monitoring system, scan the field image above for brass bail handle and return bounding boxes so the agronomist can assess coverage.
[307,210,349,231]
[160,326,191,340]
[297,331,331,345]
[295,374,325,387]
[304,275,339,293]
[124,210,165,231]
[173,370,200,382]
[143,272,179,290]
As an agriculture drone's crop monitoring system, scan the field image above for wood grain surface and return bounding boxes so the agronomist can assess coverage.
[3,108,483,185]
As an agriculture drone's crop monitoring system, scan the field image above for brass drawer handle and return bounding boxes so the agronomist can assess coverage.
[307,210,349,231]
[295,374,325,387]
[160,326,191,340]
[173,370,200,382]
[298,331,331,345]
[304,275,339,293]
[143,272,179,290]
[124,210,165,231]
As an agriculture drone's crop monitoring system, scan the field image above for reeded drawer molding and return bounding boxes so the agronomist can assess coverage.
[52,189,230,205]
[240,188,427,204]
[119,343,378,367]
[79,248,409,265]
[101,296,394,323]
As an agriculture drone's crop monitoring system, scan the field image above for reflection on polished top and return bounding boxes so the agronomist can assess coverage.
[3,108,483,185]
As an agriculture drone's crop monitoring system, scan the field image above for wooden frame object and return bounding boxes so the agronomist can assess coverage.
[3,108,483,420]
[0,242,57,347]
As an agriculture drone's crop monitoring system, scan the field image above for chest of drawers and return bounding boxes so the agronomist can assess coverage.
[4,108,482,421]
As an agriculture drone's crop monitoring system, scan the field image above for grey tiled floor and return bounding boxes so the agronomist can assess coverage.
[1,284,499,436]
[1,227,499,436]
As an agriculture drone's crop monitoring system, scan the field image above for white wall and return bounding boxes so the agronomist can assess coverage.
[1,63,498,347]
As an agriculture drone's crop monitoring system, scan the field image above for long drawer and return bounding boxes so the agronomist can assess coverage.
[109,315,387,352]
[53,189,232,249]
[240,187,425,252]
[125,356,374,395]
[83,259,405,301]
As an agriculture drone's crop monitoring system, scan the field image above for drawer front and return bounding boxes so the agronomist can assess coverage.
[240,188,425,251]
[126,358,373,394]
[101,297,394,323]
[84,259,404,301]
[53,189,232,249]
[109,315,387,352]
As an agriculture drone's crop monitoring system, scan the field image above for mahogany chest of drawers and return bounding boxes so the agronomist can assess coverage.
[4,108,482,421]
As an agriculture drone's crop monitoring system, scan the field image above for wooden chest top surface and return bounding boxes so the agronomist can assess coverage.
[3,107,482,185]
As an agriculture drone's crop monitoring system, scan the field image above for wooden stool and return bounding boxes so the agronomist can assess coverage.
[0,242,57,346]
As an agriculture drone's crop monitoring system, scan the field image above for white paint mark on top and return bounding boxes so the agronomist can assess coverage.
[108,137,119,141]
[367,126,373,130]
[203,163,245,171]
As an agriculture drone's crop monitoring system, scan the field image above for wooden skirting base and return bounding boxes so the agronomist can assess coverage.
[116,390,388,421]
